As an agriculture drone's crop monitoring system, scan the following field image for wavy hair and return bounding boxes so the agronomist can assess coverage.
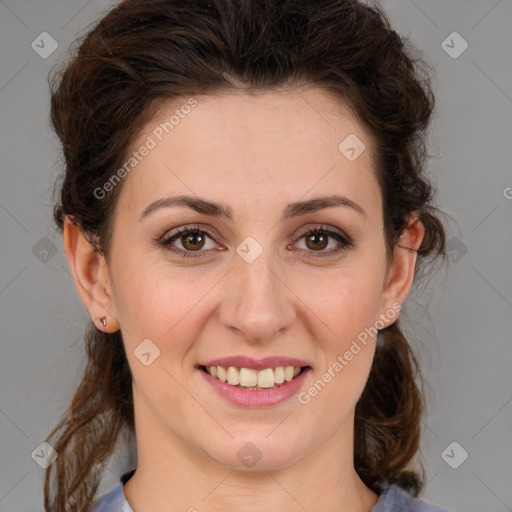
[44,0,446,510]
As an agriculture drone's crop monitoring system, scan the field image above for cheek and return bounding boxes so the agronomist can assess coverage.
[297,275,380,419]
[308,284,380,391]
[296,263,386,343]
[291,259,385,408]
[111,257,219,352]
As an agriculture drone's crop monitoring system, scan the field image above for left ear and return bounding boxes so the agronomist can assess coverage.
[379,212,425,326]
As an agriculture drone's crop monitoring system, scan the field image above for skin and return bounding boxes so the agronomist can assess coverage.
[64,87,424,512]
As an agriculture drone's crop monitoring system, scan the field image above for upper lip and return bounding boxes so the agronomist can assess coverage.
[198,356,312,371]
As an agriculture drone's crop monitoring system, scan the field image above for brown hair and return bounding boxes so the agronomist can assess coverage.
[44,0,446,509]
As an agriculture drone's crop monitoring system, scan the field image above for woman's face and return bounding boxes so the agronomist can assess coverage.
[93,87,415,470]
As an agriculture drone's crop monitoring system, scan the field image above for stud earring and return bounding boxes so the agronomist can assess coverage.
[100,317,107,327]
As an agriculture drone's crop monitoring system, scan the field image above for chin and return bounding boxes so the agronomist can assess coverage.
[203,430,306,471]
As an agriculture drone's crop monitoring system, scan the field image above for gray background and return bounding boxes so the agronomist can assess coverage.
[1,0,511,510]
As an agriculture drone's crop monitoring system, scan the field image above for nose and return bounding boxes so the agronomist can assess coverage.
[219,252,296,344]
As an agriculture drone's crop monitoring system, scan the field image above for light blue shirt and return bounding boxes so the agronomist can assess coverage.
[92,469,453,512]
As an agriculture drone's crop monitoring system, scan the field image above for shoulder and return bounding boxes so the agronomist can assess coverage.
[372,483,454,512]
[91,482,132,512]
[91,468,136,512]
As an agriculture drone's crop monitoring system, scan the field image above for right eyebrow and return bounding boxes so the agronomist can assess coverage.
[138,195,233,221]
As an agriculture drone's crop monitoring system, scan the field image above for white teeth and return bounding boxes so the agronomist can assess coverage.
[284,365,295,382]
[227,366,239,385]
[257,368,275,388]
[274,366,285,384]
[239,368,258,387]
[203,364,305,388]
[217,365,227,383]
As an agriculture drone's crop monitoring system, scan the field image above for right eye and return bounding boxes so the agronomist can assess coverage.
[159,225,222,258]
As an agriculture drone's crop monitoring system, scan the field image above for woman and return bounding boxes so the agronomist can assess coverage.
[44,0,451,510]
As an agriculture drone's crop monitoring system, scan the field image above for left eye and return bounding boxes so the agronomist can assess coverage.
[293,227,349,253]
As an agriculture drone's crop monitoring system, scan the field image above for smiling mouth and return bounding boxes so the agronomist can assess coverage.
[198,364,310,389]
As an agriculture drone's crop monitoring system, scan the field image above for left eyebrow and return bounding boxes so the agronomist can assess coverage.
[280,194,366,220]
[137,194,366,222]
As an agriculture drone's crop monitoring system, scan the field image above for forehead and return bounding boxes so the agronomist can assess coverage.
[117,87,381,223]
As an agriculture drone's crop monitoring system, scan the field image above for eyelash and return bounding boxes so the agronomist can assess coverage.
[158,224,353,259]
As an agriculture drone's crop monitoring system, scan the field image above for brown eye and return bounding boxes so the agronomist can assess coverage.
[304,231,329,251]
[160,226,218,258]
[180,231,206,251]
[293,226,352,257]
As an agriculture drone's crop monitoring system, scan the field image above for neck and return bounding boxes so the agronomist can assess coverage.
[123,389,379,512]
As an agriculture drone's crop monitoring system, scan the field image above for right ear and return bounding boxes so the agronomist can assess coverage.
[63,216,120,332]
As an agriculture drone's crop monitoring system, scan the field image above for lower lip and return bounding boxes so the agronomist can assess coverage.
[198,367,312,407]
